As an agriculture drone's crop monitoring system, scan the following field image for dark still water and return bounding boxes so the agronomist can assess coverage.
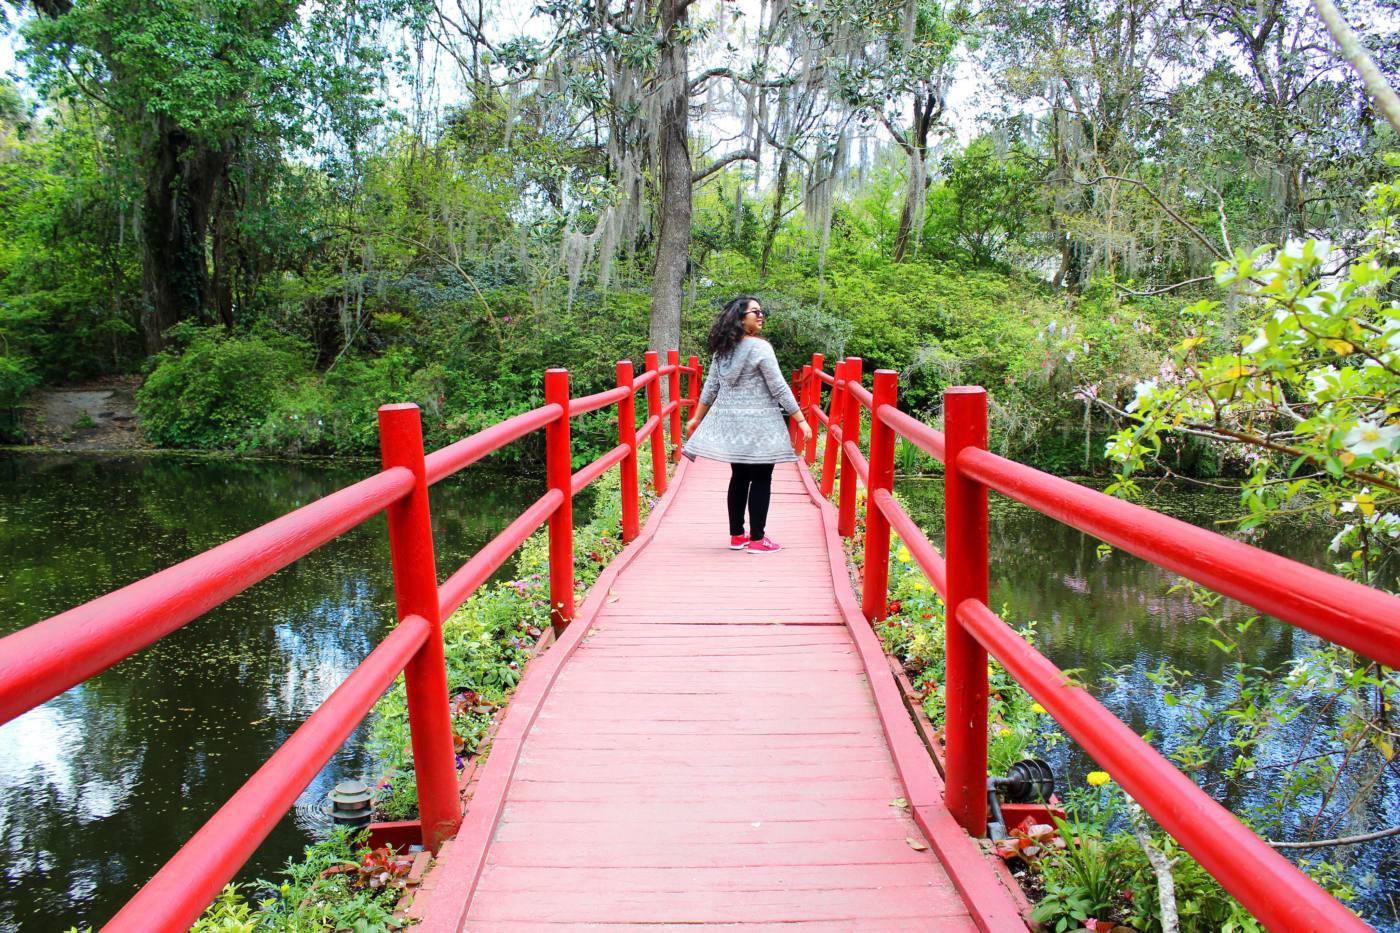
[896,478,1399,930]
[0,452,546,933]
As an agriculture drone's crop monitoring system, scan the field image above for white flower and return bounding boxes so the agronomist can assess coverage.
[1243,331,1269,355]
[1340,421,1400,458]
[1126,379,1157,413]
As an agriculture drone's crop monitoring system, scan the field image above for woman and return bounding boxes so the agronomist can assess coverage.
[683,295,812,553]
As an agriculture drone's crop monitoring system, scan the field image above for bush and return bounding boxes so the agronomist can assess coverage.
[137,326,315,449]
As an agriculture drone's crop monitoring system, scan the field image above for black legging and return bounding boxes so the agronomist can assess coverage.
[727,462,775,539]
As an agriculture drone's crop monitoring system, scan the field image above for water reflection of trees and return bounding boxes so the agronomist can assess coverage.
[0,453,544,932]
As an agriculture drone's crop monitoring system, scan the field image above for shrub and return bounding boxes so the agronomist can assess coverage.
[137,326,315,449]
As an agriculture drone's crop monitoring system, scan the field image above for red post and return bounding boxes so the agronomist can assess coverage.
[797,365,811,450]
[837,357,864,538]
[944,386,989,836]
[806,353,824,464]
[667,348,683,463]
[821,359,847,497]
[545,369,575,632]
[377,404,460,852]
[644,350,667,494]
[862,370,899,623]
[616,360,640,543]
[686,354,701,443]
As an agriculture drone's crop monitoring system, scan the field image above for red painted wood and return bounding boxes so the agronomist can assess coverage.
[544,369,574,632]
[104,615,431,932]
[862,370,898,623]
[405,457,1024,933]
[943,387,990,837]
[961,445,1400,668]
[616,360,641,542]
[644,350,667,493]
[837,358,864,537]
[668,348,683,462]
[377,404,460,851]
[959,597,1371,931]
[791,455,1027,933]
[423,403,560,485]
[820,359,847,496]
[407,457,698,933]
[468,920,975,933]
[0,466,413,726]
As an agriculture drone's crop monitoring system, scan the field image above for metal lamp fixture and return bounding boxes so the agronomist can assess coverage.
[327,780,374,828]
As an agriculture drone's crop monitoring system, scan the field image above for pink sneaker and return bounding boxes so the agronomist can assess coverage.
[747,536,781,553]
[729,534,749,550]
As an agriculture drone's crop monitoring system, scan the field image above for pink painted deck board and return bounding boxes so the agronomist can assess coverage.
[455,458,980,930]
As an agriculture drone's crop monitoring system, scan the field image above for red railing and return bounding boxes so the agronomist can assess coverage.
[0,351,702,933]
[793,355,1398,932]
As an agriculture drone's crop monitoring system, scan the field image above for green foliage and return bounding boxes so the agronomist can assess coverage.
[137,327,316,449]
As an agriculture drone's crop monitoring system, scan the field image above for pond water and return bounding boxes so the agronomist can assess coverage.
[896,478,1399,930]
[0,454,1393,930]
[0,452,547,933]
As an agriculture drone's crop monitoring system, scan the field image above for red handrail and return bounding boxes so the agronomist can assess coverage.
[105,614,432,932]
[0,467,414,726]
[797,356,1387,931]
[958,446,1400,667]
[425,405,559,485]
[0,348,693,932]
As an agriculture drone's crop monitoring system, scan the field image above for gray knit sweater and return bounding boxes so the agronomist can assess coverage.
[682,337,802,465]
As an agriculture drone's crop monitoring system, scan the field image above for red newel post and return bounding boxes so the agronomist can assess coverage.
[806,353,824,464]
[667,348,683,463]
[944,385,990,836]
[821,358,847,497]
[644,350,667,494]
[862,370,899,623]
[686,354,701,443]
[616,360,640,543]
[545,369,575,632]
[377,403,461,852]
[798,365,811,450]
[837,357,864,538]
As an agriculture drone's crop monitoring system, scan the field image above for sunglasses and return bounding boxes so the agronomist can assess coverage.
[743,309,766,318]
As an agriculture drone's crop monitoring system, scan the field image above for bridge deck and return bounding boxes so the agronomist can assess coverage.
[412,457,1023,932]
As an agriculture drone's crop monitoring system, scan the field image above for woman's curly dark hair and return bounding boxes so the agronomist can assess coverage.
[706,295,759,359]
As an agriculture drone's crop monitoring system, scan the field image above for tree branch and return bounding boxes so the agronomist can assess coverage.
[693,149,758,184]
[1310,0,1400,135]
[1083,175,1227,261]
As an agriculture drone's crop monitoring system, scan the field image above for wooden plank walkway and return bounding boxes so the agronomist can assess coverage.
[411,457,1025,932]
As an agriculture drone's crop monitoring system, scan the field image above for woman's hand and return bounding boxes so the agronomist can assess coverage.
[794,417,812,451]
[685,417,700,435]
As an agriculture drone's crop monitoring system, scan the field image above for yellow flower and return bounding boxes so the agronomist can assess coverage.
[1031,702,1047,715]
[997,727,1013,737]
[912,578,928,591]
[897,546,912,564]
[1087,771,1111,787]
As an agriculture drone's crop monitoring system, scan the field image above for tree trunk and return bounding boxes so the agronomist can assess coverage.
[893,92,938,264]
[139,117,230,352]
[759,151,790,281]
[648,0,691,355]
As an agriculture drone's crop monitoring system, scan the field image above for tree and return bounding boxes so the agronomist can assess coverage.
[13,0,413,352]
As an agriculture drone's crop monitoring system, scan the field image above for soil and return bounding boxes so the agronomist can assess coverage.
[20,375,148,451]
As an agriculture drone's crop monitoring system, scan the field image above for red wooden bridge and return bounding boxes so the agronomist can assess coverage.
[2,350,1398,932]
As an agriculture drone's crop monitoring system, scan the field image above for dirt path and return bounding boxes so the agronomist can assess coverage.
[22,375,147,451]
